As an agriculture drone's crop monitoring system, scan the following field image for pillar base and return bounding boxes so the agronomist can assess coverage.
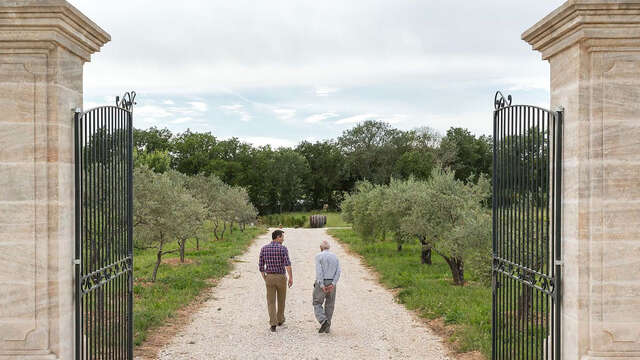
[584,353,640,360]
[0,353,57,360]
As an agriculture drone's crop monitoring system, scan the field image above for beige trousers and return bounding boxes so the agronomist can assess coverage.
[265,273,287,326]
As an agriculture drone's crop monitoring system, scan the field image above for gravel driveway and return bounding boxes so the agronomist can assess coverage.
[158,228,450,360]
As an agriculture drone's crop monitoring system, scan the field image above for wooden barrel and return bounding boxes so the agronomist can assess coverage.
[309,214,327,228]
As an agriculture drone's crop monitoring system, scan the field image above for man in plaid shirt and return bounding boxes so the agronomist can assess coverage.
[259,229,293,332]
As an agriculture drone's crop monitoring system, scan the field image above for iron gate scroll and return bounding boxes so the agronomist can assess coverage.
[492,92,562,360]
[74,92,136,359]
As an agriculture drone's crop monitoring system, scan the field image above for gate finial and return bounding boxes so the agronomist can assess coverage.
[116,91,137,111]
[494,91,512,110]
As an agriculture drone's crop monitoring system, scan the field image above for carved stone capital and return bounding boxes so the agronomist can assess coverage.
[523,1,640,59]
[0,0,110,61]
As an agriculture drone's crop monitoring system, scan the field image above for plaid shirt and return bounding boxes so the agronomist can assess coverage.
[258,241,291,274]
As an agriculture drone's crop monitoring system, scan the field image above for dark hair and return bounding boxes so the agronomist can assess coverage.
[272,229,284,240]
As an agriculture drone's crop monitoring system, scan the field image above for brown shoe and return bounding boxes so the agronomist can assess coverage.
[270,326,276,332]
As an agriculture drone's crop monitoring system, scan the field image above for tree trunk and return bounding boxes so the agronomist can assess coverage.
[179,240,185,263]
[517,260,541,320]
[397,243,402,252]
[241,222,245,232]
[196,237,200,251]
[421,247,432,265]
[517,286,533,321]
[152,236,165,282]
[230,221,234,234]
[442,255,465,285]
[221,222,227,240]
[213,222,220,241]
[418,236,432,265]
[152,250,162,282]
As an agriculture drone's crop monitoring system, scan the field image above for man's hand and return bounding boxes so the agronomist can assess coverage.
[286,266,293,288]
[323,284,334,293]
[261,272,267,280]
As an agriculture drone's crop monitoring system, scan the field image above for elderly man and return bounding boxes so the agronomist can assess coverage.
[313,240,341,333]
[259,229,293,332]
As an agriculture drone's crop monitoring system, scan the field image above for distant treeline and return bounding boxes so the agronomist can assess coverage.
[134,120,492,214]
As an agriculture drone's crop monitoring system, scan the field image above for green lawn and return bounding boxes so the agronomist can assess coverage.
[132,226,267,346]
[280,211,351,228]
[328,228,491,357]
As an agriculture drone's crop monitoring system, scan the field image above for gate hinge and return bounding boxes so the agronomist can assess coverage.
[73,258,81,265]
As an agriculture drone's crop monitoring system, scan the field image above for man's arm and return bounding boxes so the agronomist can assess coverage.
[315,254,325,288]
[258,248,266,278]
[283,247,293,287]
[332,257,341,286]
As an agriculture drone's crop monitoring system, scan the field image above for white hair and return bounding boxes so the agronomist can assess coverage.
[320,240,330,250]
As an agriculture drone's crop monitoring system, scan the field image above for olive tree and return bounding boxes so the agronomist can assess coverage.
[186,174,229,240]
[167,170,206,262]
[384,178,434,263]
[228,186,258,232]
[186,174,257,240]
[134,166,205,281]
[340,181,388,242]
[403,167,490,285]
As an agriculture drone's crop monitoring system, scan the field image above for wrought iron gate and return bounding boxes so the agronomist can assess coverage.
[492,92,562,359]
[74,92,136,359]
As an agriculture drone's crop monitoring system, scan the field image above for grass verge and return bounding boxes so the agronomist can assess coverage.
[133,226,267,346]
[328,228,491,358]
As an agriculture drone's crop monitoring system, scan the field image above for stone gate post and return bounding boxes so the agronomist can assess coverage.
[524,1,640,359]
[0,1,109,359]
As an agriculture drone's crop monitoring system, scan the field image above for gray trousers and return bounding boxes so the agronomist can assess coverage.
[313,280,336,324]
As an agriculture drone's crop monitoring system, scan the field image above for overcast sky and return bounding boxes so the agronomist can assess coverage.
[73,0,565,148]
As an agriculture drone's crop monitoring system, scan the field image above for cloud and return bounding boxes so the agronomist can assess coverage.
[315,87,339,97]
[220,104,251,122]
[136,105,173,118]
[500,76,550,92]
[304,112,339,124]
[335,113,379,125]
[273,108,296,121]
[170,117,193,124]
[83,101,102,110]
[220,104,243,111]
[76,0,565,139]
[79,0,564,93]
[189,101,208,112]
[380,114,407,125]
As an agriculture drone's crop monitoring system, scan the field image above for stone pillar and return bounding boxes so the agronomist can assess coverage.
[524,1,640,359]
[0,1,109,359]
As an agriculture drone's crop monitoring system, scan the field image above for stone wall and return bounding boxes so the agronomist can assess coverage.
[0,1,109,359]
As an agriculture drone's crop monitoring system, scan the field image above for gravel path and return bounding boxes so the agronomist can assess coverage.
[158,228,450,360]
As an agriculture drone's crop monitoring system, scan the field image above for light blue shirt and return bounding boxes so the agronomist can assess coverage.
[315,250,341,286]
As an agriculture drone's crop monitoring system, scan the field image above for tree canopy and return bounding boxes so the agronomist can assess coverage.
[133,120,492,214]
